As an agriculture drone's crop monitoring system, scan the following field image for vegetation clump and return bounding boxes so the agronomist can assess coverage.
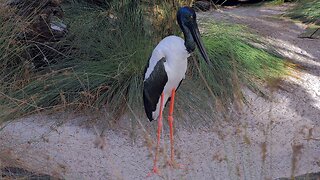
[287,0,320,25]
[0,0,287,122]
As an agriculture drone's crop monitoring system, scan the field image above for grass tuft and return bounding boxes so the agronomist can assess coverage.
[187,23,286,107]
[164,22,288,127]
[287,0,320,25]
[0,1,288,123]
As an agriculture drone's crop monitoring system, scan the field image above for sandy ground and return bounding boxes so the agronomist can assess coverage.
[1,4,320,180]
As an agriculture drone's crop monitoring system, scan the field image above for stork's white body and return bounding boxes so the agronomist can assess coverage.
[144,35,190,120]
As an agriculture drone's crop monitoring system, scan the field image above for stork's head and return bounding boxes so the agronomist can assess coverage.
[177,7,210,64]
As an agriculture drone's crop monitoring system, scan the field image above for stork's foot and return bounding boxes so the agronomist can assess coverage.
[146,166,161,177]
[167,160,185,169]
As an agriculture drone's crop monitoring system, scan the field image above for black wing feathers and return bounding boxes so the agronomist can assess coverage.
[143,58,168,121]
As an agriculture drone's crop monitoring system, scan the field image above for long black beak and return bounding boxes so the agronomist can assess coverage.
[190,24,211,65]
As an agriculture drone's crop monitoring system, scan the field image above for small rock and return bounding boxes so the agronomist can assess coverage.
[193,1,211,11]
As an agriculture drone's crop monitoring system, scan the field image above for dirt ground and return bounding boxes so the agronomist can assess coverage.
[1,4,320,180]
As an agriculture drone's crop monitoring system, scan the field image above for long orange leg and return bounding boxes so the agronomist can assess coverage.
[168,89,175,163]
[147,93,164,177]
[167,88,183,169]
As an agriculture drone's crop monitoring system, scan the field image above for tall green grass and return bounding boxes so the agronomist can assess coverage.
[287,0,320,25]
[0,1,153,119]
[199,23,285,96]
[0,4,29,86]
[173,23,287,127]
[0,0,287,122]
[266,0,294,6]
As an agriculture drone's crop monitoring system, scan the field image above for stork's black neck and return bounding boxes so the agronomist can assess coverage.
[181,25,195,53]
[177,7,211,64]
[176,6,197,53]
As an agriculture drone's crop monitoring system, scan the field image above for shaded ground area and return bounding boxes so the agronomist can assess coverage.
[1,166,57,179]
[1,4,320,180]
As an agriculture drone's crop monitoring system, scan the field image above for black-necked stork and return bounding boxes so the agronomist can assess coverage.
[143,6,210,175]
